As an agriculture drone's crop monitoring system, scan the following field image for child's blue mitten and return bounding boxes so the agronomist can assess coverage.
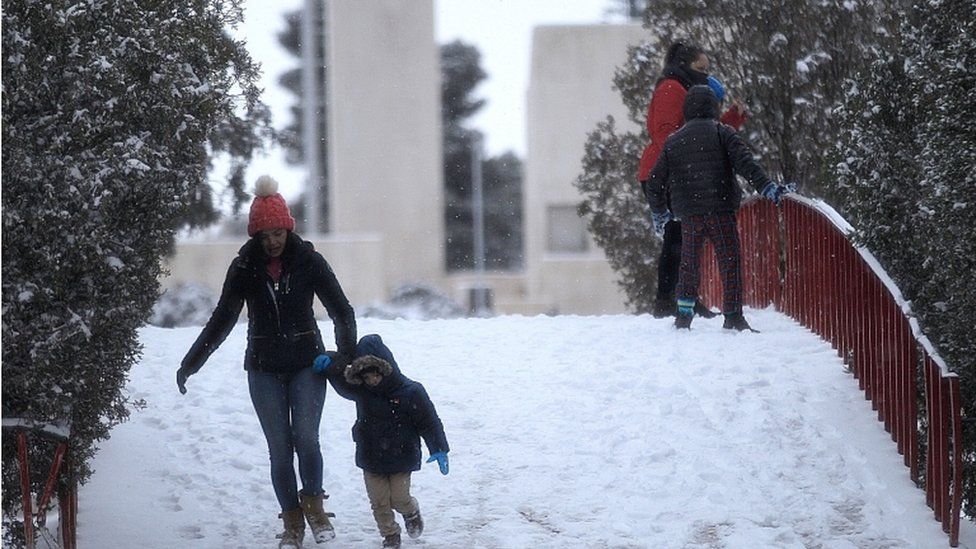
[312,354,332,374]
[761,181,796,205]
[651,210,673,237]
[426,452,449,475]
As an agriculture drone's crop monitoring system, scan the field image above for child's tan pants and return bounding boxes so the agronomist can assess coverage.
[363,471,419,536]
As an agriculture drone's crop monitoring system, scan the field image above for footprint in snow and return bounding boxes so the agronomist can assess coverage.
[178,525,205,540]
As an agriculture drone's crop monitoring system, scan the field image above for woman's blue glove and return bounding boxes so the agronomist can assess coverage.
[426,452,449,475]
[312,354,332,373]
[761,182,796,205]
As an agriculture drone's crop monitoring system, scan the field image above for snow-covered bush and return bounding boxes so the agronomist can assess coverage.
[576,118,660,313]
[360,283,466,320]
[829,0,975,520]
[1,0,268,527]
[149,284,220,328]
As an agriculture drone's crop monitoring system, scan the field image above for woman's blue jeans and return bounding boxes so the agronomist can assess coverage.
[248,367,326,511]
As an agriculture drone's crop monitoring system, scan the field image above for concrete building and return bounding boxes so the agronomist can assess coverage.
[522,24,646,315]
[161,10,648,318]
[325,0,444,292]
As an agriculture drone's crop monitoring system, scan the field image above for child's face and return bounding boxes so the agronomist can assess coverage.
[691,53,710,72]
[362,371,383,386]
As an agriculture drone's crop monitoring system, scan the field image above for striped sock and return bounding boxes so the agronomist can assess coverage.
[677,298,695,317]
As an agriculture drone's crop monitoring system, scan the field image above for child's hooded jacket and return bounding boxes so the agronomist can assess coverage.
[326,334,449,474]
[643,85,771,219]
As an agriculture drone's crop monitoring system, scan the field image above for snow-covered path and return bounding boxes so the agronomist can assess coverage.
[78,310,974,548]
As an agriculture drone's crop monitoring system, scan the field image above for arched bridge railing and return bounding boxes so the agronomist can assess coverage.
[700,195,965,547]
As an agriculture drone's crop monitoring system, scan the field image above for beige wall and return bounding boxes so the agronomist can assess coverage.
[160,236,385,315]
[326,0,445,293]
[524,24,646,315]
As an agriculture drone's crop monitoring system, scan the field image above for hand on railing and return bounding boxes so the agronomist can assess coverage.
[761,181,796,205]
[651,210,673,237]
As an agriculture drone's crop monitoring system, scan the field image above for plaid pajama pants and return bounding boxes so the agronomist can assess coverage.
[676,211,743,314]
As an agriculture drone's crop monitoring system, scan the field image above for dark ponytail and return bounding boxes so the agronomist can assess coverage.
[664,40,704,68]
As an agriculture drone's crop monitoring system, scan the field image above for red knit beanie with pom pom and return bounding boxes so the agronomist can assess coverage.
[247,176,296,237]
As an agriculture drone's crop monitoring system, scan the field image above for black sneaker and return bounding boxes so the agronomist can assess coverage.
[382,533,401,548]
[674,313,693,329]
[694,300,719,318]
[404,510,424,539]
[723,312,759,332]
[652,296,676,318]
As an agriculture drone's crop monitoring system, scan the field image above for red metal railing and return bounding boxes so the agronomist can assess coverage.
[700,195,965,547]
[2,418,77,549]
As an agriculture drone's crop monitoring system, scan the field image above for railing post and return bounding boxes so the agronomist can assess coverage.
[17,430,36,548]
[908,339,920,483]
[882,297,893,433]
[949,377,962,547]
[940,375,952,532]
[931,357,944,523]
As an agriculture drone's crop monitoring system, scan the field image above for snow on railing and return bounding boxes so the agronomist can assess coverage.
[699,195,965,547]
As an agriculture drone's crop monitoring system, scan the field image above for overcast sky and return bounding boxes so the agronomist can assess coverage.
[230,0,624,201]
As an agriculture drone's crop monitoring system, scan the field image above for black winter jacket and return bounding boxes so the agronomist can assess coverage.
[181,232,357,376]
[643,85,771,219]
[326,334,449,475]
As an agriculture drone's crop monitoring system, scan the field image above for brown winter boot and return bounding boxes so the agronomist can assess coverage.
[277,508,305,549]
[299,491,336,543]
[404,509,424,538]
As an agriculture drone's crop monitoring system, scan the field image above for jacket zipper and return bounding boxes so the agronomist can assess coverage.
[266,281,282,336]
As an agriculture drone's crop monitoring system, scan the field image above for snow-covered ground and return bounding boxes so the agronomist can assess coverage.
[78,310,974,548]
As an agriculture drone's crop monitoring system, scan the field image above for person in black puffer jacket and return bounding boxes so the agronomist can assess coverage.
[643,85,793,331]
[316,334,449,549]
[177,175,356,548]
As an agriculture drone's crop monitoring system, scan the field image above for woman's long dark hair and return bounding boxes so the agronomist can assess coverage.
[657,40,708,88]
[664,41,704,69]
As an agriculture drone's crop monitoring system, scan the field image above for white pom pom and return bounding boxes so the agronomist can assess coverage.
[254,175,279,198]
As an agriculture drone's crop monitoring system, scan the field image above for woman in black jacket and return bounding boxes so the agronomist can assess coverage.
[177,176,356,549]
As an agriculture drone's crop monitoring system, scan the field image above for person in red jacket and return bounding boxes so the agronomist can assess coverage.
[637,41,748,318]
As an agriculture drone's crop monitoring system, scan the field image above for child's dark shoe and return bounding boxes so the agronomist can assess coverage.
[723,312,759,332]
[404,510,424,538]
[694,299,719,318]
[382,533,401,548]
[674,313,693,329]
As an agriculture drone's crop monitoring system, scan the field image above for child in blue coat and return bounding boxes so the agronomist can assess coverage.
[314,334,449,549]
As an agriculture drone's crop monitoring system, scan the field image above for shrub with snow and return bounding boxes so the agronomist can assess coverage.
[360,283,467,320]
[150,284,220,328]
[1,0,267,527]
[829,0,976,520]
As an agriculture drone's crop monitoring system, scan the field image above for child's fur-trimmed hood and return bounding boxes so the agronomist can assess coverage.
[344,354,395,385]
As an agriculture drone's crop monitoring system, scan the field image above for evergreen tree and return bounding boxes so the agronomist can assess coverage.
[1,0,268,528]
[577,118,659,312]
[831,0,975,519]
[276,2,328,233]
[576,0,892,313]
[605,0,650,20]
[442,40,487,271]
[483,152,524,270]
[441,40,524,272]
